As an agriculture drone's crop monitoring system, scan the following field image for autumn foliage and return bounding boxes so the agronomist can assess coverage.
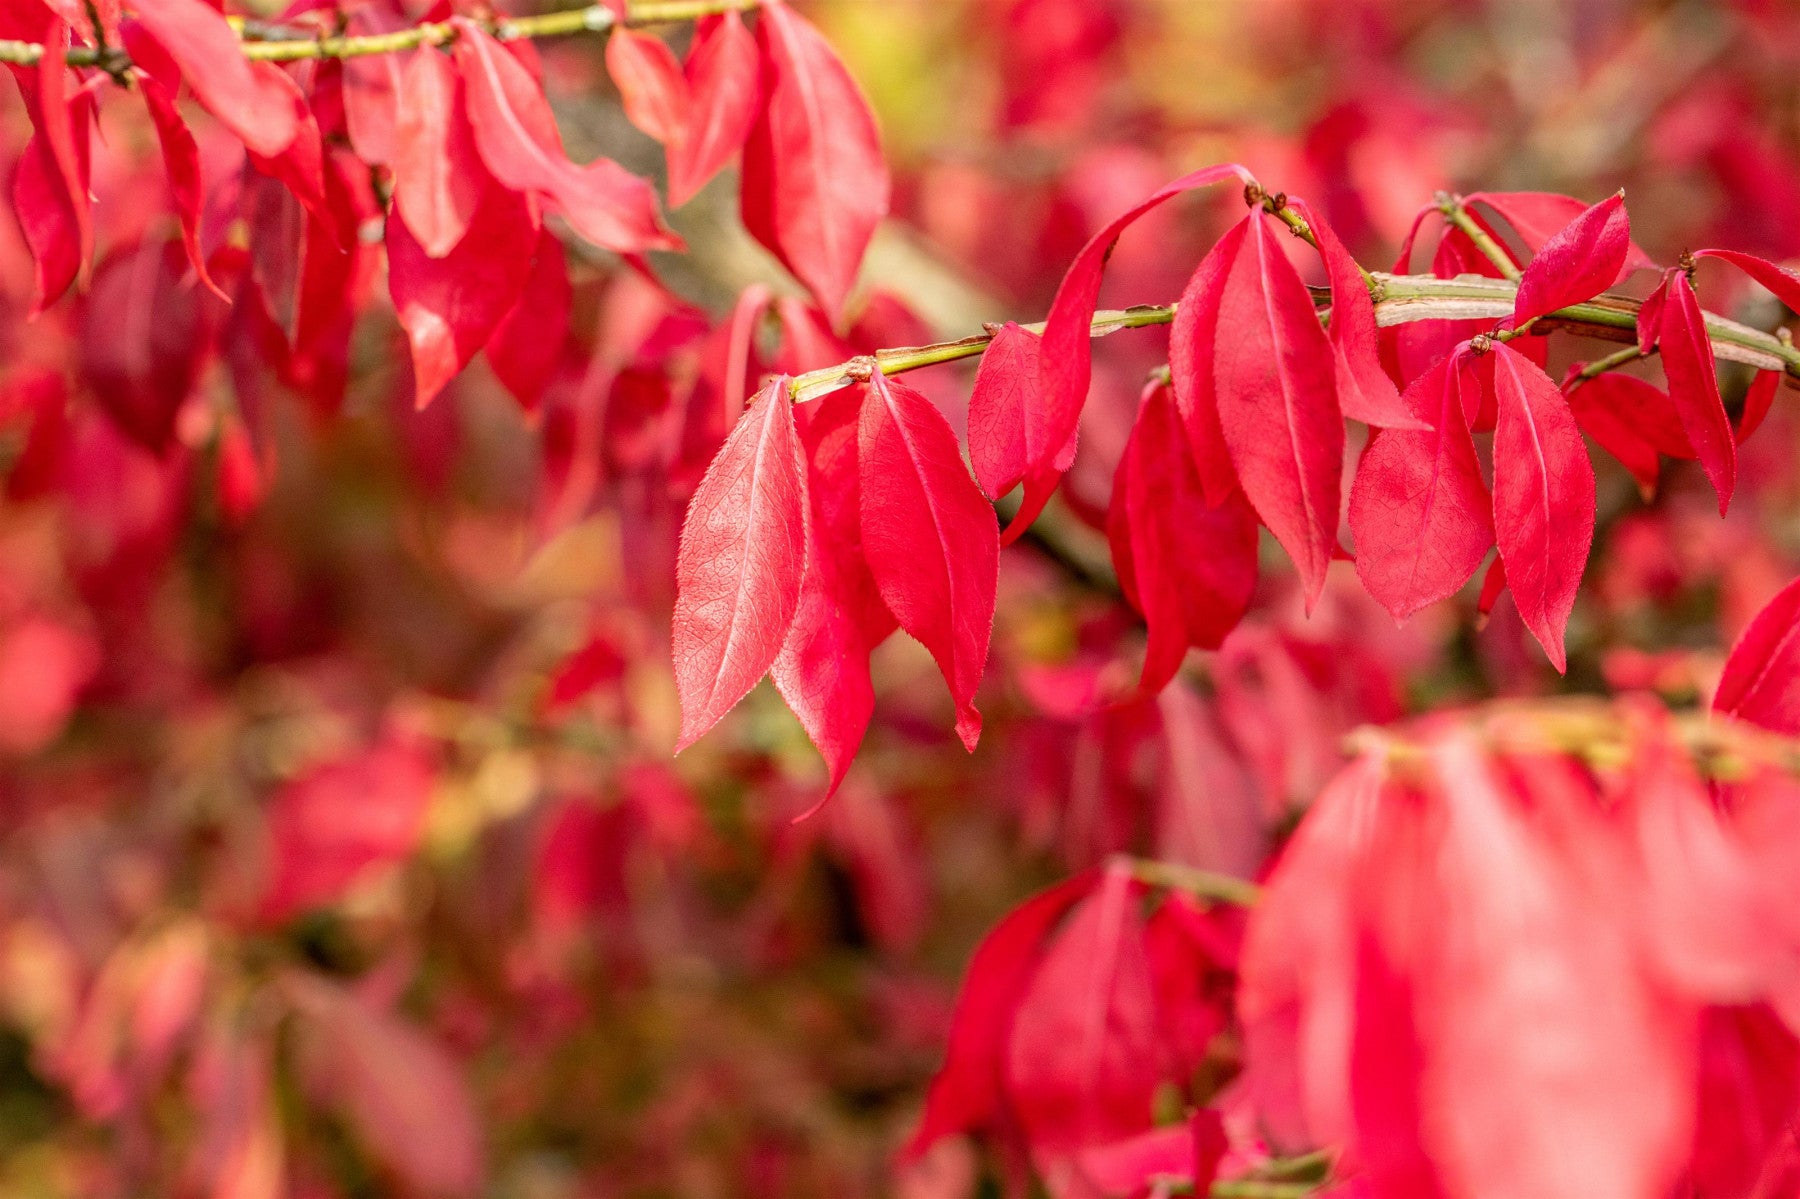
[9,0,1800,1197]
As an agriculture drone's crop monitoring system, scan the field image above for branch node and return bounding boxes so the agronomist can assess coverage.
[1242,182,1265,209]
[1470,333,1495,355]
[843,356,878,383]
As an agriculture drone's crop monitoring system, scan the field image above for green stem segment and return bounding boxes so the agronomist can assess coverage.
[1117,856,1264,908]
[791,271,1800,403]
[0,0,757,67]
[1436,193,1522,280]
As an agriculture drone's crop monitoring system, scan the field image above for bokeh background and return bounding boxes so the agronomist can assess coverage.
[3,0,1800,1194]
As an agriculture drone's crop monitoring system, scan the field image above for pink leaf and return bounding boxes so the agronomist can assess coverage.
[1739,369,1780,445]
[1714,573,1800,735]
[339,7,408,167]
[392,47,484,259]
[1169,215,1252,505]
[1489,342,1595,672]
[453,20,680,255]
[739,2,888,323]
[1006,866,1166,1156]
[605,28,689,146]
[668,11,759,207]
[672,377,809,750]
[1215,210,1344,610]
[484,227,572,412]
[1660,269,1736,514]
[905,870,1097,1159]
[1013,163,1253,536]
[1290,197,1424,430]
[139,78,221,299]
[967,320,1044,500]
[1466,190,1657,274]
[1349,347,1493,621]
[1113,382,1258,693]
[260,744,436,922]
[1694,248,1800,315]
[126,0,299,157]
[859,372,998,750]
[1512,191,1630,325]
[386,176,539,410]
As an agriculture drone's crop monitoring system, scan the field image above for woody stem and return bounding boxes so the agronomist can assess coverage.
[0,0,758,68]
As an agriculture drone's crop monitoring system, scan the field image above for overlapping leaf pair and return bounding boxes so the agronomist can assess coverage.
[672,372,997,802]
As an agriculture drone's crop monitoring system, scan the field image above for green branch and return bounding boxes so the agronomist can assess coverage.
[1435,192,1523,280]
[790,271,1800,403]
[0,0,757,68]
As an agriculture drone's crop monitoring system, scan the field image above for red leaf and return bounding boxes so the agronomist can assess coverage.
[79,240,220,453]
[452,20,680,255]
[392,47,484,259]
[1290,198,1424,430]
[33,20,91,287]
[484,228,571,412]
[1215,210,1344,610]
[1016,163,1253,536]
[668,11,759,207]
[672,377,809,750]
[739,2,888,322]
[139,78,221,299]
[1739,369,1780,444]
[11,78,93,316]
[1006,866,1165,1155]
[770,389,885,803]
[1113,382,1258,693]
[1563,370,1693,459]
[1169,215,1251,505]
[1512,191,1629,325]
[244,64,328,223]
[605,29,689,146]
[1637,273,1669,356]
[339,7,407,167]
[1562,371,1661,498]
[1489,342,1595,672]
[905,870,1097,1159]
[967,320,1044,500]
[127,0,299,157]
[1466,190,1658,273]
[386,176,538,410]
[859,372,998,750]
[1694,248,1800,315]
[1714,573,1800,735]
[1660,269,1736,514]
[260,744,436,922]
[1349,347,1493,621]
[287,974,484,1195]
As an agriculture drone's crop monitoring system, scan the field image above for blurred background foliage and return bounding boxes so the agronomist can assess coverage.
[5,0,1800,1196]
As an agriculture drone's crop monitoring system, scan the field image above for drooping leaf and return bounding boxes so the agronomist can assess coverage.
[392,47,484,259]
[1714,573,1800,735]
[32,20,91,288]
[1349,347,1493,620]
[1660,269,1736,514]
[1489,342,1595,672]
[605,29,689,146]
[1010,162,1253,537]
[244,63,329,224]
[739,2,888,323]
[125,0,299,157]
[452,20,680,255]
[386,176,539,410]
[672,377,809,751]
[967,320,1045,500]
[139,78,221,299]
[339,6,408,166]
[1007,866,1166,1156]
[859,372,998,750]
[1694,248,1800,315]
[1168,215,1251,505]
[1112,382,1258,693]
[668,11,759,207]
[905,870,1098,1159]
[1739,370,1780,444]
[1562,371,1662,498]
[1289,197,1424,430]
[1465,190,1657,273]
[1214,210,1344,609]
[1512,192,1630,325]
[483,228,572,413]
